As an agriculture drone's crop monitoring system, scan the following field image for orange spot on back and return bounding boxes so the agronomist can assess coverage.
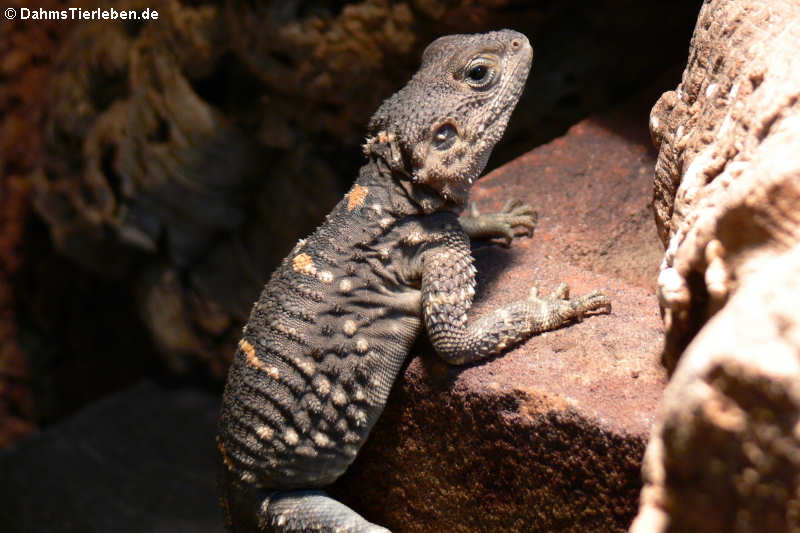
[240,338,281,379]
[347,184,369,211]
[240,338,266,370]
[216,435,236,472]
[239,338,255,359]
[292,253,316,275]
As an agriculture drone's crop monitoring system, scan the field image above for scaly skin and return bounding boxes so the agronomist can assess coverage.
[217,30,610,532]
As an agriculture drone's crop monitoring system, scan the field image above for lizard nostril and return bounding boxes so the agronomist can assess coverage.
[511,39,521,49]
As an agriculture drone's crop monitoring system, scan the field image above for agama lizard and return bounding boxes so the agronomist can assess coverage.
[217,29,610,532]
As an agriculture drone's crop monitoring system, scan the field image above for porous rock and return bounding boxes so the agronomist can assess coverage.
[632,249,800,533]
[632,0,800,531]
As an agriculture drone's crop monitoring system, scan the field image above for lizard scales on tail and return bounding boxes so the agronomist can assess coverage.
[217,29,610,532]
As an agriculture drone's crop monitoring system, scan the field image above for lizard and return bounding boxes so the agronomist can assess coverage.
[216,29,611,533]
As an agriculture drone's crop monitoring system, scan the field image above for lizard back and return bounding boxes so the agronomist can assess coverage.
[217,163,446,489]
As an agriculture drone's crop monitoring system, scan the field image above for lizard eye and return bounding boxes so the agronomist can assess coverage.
[463,58,497,89]
[433,123,458,151]
[467,65,487,81]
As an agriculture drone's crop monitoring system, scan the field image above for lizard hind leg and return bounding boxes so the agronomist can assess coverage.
[263,491,390,533]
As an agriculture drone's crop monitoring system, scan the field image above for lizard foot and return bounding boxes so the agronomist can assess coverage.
[528,283,611,324]
[459,199,537,246]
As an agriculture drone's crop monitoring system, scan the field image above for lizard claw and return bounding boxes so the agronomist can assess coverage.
[571,290,612,314]
[469,201,481,218]
[549,282,570,300]
[501,198,534,216]
[569,290,612,321]
[528,284,612,322]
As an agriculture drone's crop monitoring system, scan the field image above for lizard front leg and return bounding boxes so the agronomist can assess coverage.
[458,199,537,245]
[421,230,610,365]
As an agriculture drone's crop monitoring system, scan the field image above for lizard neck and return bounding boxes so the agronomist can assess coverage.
[361,156,463,217]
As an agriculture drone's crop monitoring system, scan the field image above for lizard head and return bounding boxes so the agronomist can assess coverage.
[367,29,533,205]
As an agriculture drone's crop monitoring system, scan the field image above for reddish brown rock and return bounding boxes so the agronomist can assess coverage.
[331,100,667,532]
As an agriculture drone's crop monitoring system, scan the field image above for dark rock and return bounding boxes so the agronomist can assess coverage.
[331,99,668,532]
[0,380,224,533]
[0,0,72,447]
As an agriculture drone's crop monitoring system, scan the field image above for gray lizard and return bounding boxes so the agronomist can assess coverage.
[217,29,610,532]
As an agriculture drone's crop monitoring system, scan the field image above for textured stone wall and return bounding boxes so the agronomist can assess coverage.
[632,1,800,531]
[0,0,72,447]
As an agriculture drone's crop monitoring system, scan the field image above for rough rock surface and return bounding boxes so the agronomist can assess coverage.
[632,0,800,531]
[0,381,224,533]
[28,0,700,378]
[32,0,342,378]
[0,0,72,447]
[328,101,667,532]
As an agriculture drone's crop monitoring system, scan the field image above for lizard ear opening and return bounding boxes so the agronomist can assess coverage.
[433,123,458,151]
